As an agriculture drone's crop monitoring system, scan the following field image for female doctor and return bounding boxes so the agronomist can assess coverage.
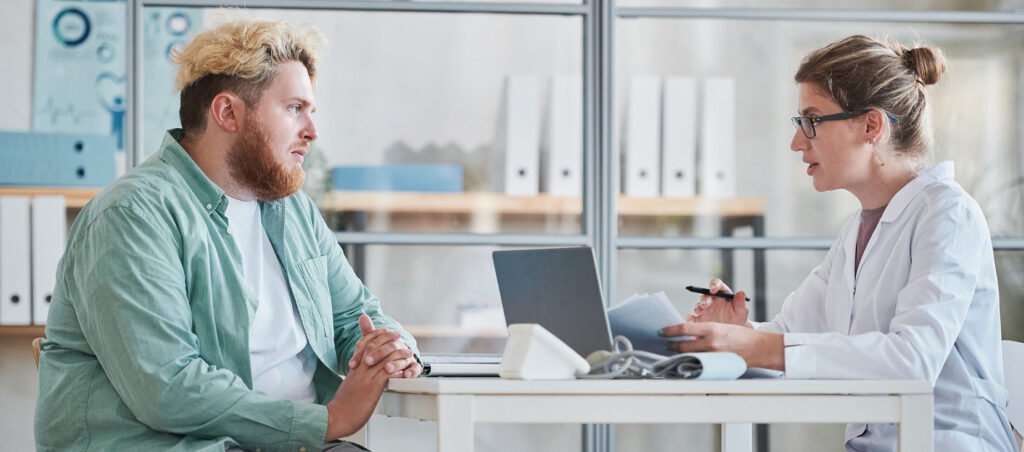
[660,35,1017,452]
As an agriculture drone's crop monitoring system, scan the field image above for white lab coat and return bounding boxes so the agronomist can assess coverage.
[756,162,1016,452]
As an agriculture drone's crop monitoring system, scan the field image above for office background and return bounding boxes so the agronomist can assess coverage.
[1,0,1022,450]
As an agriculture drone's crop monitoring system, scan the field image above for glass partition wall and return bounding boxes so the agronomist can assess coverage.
[128,2,1024,451]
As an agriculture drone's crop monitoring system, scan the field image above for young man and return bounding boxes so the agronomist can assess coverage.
[35,18,420,451]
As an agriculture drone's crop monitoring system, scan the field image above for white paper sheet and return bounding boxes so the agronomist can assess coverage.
[607,291,693,355]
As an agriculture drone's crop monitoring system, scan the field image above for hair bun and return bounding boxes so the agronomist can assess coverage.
[903,46,947,86]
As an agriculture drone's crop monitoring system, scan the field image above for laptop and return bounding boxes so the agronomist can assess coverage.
[420,246,614,376]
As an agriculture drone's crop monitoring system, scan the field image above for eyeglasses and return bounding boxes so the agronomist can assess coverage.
[790,109,869,139]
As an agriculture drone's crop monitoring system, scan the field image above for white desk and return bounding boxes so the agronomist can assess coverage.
[374,378,933,452]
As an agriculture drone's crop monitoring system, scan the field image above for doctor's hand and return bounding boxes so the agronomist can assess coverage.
[687,278,750,327]
[348,314,422,378]
[661,322,785,371]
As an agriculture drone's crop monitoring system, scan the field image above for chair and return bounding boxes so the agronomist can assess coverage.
[32,337,43,369]
[1004,340,1023,452]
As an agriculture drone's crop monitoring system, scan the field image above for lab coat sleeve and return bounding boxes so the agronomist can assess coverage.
[783,197,986,381]
[753,221,847,334]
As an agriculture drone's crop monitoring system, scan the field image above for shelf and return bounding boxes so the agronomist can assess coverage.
[404,324,507,339]
[320,191,764,217]
[0,188,764,217]
[0,324,498,339]
[0,187,101,208]
[0,325,46,337]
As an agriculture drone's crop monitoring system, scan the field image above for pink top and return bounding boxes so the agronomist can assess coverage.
[855,205,887,274]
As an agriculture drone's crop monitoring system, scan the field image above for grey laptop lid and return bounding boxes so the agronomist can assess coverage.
[492,247,614,357]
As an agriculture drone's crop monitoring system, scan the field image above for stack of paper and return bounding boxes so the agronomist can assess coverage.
[607,291,693,355]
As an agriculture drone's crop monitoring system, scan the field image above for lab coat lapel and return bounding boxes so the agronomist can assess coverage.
[833,218,860,334]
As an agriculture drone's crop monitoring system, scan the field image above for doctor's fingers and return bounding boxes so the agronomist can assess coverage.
[708,278,733,294]
[669,336,717,354]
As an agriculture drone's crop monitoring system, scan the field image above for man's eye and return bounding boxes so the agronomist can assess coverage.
[288,105,301,113]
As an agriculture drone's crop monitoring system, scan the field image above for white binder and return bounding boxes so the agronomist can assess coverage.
[0,196,32,325]
[624,76,661,197]
[700,77,737,197]
[542,75,583,197]
[496,75,543,196]
[661,77,698,197]
[31,196,67,325]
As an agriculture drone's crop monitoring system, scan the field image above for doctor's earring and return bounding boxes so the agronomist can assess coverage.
[873,149,886,167]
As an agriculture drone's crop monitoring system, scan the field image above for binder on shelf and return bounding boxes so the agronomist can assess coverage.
[700,77,737,197]
[495,75,542,196]
[31,196,67,325]
[0,131,117,187]
[624,76,661,197]
[0,196,32,325]
[541,75,583,197]
[661,77,698,197]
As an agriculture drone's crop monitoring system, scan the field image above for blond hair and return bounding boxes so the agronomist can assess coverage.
[172,17,326,134]
[795,35,947,158]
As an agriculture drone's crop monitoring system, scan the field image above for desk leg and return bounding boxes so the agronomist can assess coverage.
[722,423,753,452]
[899,394,933,452]
[437,395,474,452]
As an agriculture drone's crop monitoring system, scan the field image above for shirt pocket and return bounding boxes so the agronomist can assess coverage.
[296,255,333,340]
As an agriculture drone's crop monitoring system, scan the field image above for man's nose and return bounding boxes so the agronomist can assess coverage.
[303,119,318,142]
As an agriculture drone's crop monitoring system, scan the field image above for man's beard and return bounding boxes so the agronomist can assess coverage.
[227,118,305,201]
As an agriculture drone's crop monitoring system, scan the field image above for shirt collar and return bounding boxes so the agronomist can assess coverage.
[157,129,228,215]
[880,161,955,223]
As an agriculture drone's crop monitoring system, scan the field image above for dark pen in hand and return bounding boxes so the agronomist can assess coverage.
[685,285,751,302]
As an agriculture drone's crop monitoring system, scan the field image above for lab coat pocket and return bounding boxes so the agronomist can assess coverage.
[972,376,1010,409]
[297,255,333,340]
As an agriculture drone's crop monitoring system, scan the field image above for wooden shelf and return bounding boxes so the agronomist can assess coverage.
[0,188,764,217]
[0,324,496,340]
[0,187,101,208]
[405,324,507,339]
[320,191,764,217]
[0,325,45,337]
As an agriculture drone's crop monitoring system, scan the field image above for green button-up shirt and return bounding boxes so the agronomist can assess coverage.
[35,130,417,451]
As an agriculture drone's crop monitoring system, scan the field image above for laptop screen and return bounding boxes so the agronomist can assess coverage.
[492,247,614,357]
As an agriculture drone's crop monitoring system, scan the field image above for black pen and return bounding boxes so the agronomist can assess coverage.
[686,285,751,302]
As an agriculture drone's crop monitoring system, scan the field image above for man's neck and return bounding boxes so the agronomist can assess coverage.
[179,133,257,201]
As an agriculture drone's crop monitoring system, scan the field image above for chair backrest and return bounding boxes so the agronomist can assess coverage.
[1003,340,1024,451]
[32,337,42,369]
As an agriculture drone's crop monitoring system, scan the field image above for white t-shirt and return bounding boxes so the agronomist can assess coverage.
[225,196,317,403]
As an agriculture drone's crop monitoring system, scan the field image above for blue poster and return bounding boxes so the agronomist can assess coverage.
[143,7,202,155]
[33,0,126,149]
[33,0,201,155]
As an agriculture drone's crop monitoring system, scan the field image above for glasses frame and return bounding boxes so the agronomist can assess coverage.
[791,109,869,139]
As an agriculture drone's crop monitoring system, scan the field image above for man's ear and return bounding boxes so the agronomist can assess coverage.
[208,92,245,133]
[863,108,886,145]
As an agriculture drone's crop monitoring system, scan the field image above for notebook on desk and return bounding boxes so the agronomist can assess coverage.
[421,247,614,377]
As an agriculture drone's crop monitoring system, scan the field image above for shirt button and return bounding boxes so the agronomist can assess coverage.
[206,203,212,209]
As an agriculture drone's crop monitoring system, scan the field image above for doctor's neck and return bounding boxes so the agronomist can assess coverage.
[850,152,920,211]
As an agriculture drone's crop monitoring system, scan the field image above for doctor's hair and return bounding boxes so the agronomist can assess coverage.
[172,17,326,136]
[794,34,947,158]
